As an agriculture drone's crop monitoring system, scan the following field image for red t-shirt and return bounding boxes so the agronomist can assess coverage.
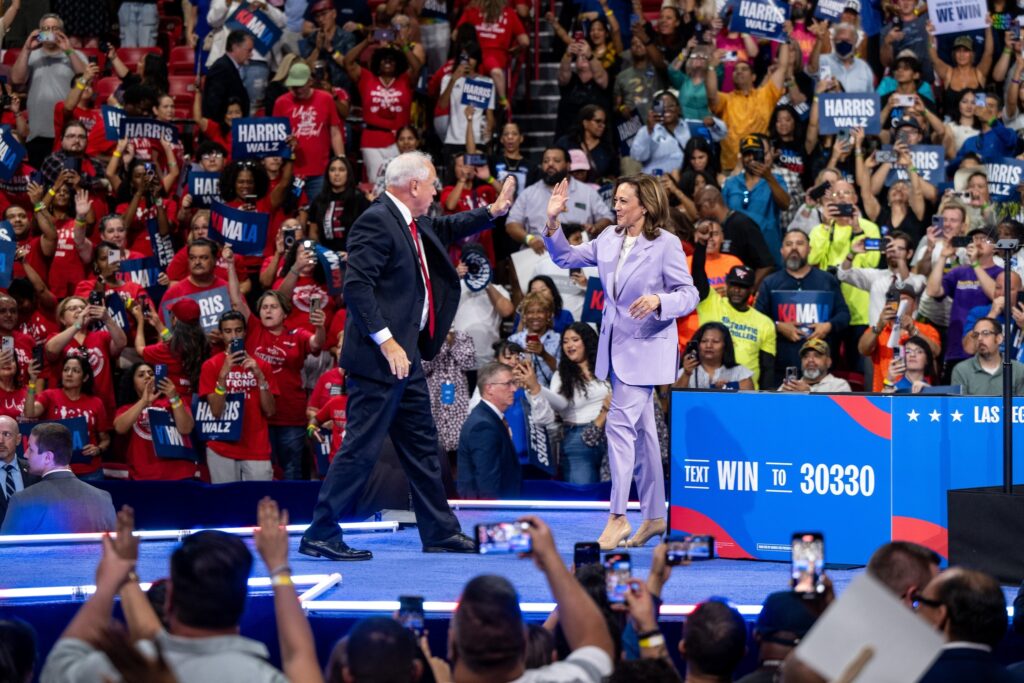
[308,366,345,412]
[166,246,247,283]
[245,323,313,426]
[315,394,348,460]
[142,342,194,398]
[53,102,113,158]
[198,351,279,460]
[114,198,179,258]
[52,329,117,416]
[0,386,27,419]
[272,89,341,178]
[47,217,88,299]
[271,275,335,334]
[357,72,413,148]
[455,7,526,68]
[15,235,49,283]
[116,398,198,480]
[36,388,110,475]
[326,307,347,349]
[202,119,232,158]
[163,276,228,303]
[19,309,59,347]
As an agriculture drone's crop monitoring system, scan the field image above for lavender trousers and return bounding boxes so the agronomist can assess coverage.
[606,370,666,519]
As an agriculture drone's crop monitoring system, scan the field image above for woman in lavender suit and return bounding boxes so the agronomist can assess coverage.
[543,175,699,549]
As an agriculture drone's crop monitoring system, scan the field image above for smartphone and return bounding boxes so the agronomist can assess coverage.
[686,534,715,560]
[464,153,488,167]
[785,366,798,383]
[807,181,831,201]
[836,130,851,145]
[62,157,81,173]
[99,40,111,53]
[243,193,258,203]
[791,532,826,597]
[283,228,297,250]
[153,363,168,386]
[863,238,882,251]
[0,336,12,354]
[373,28,396,43]
[956,191,973,201]
[398,595,425,636]
[574,541,601,568]
[835,203,855,217]
[88,290,104,307]
[309,294,322,316]
[475,521,532,554]
[875,149,898,164]
[87,55,98,65]
[652,100,665,118]
[665,532,716,565]
[302,239,315,251]
[818,64,831,81]
[526,333,540,346]
[32,344,44,368]
[951,235,971,248]
[653,169,664,176]
[895,129,910,146]
[573,29,585,41]
[893,94,916,108]
[932,216,944,231]
[893,346,904,362]
[604,552,632,604]
[1014,23,1022,41]
[229,337,245,360]
[107,248,121,264]
[974,93,987,108]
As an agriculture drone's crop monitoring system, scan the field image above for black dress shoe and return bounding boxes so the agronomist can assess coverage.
[299,537,373,561]
[423,532,476,553]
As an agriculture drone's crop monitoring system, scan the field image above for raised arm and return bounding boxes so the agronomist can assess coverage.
[541,179,600,268]
[224,246,252,319]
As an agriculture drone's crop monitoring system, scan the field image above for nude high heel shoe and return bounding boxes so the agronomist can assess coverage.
[598,515,632,551]
[626,518,667,548]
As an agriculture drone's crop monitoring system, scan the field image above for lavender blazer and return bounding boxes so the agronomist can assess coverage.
[545,225,698,386]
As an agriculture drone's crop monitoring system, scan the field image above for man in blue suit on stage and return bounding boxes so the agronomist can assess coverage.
[457,362,521,499]
[301,151,516,561]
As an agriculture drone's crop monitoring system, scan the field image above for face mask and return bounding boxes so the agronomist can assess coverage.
[835,40,855,57]
[543,170,567,186]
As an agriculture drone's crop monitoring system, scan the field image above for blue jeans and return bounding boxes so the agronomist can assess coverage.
[269,425,307,480]
[302,175,324,202]
[118,3,159,47]
[561,424,602,485]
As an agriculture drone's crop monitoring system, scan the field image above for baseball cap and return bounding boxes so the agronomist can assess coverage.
[894,49,921,72]
[967,226,998,241]
[725,265,755,288]
[800,338,831,357]
[740,134,763,154]
[285,62,311,87]
[755,591,818,641]
[953,35,974,51]
[170,298,201,325]
[569,149,591,172]
[893,116,921,131]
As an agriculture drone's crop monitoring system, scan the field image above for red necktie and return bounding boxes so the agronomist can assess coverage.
[409,220,435,337]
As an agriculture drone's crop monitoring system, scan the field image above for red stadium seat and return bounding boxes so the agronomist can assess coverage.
[173,106,192,121]
[92,76,121,103]
[167,75,196,99]
[79,48,107,70]
[2,49,20,67]
[169,46,196,75]
[116,47,161,71]
[159,16,184,51]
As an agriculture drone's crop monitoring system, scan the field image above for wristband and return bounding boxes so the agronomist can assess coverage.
[270,564,292,577]
[259,381,270,391]
[63,49,73,57]
[487,176,496,184]
[75,80,86,90]
[333,50,343,61]
[169,396,182,408]
[47,188,56,197]
[883,379,894,386]
[159,328,172,341]
[126,570,140,584]
[972,261,981,268]
[214,384,226,396]
[524,234,535,245]
[604,8,614,16]
[307,423,319,436]
[290,267,301,276]
[112,150,122,158]
[27,382,35,391]
[33,202,45,213]
[74,320,82,331]
[271,573,294,587]
[639,634,666,649]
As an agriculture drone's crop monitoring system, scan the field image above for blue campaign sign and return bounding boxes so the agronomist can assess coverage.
[729,0,788,42]
[146,218,176,268]
[313,244,344,296]
[104,291,130,333]
[581,276,604,324]
[191,393,244,443]
[101,106,124,142]
[884,145,946,185]
[813,0,847,21]
[147,408,197,460]
[119,257,167,305]
[19,416,91,464]
[160,285,231,334]
[209,201,268,256]
[120,117,179,144]
[460,78,495,107]
[669,392,892,564]
[0,126,26,181]
[818,93,882,135]
[226,3,283,54]
[0,237,15,289]
[984,158,1024,201]
[0,220,14,242]
[188,171,221,208]
[231,117,291,159]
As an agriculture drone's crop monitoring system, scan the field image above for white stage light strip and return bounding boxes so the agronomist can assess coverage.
[0,521,398,546]
[0,574,336,602]
[298,573,343,603]
[448,500,643,511]
[301,600,770,617]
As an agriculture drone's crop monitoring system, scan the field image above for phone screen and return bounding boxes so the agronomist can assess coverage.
[863,238,881,251]
[604,553,631,603]
[475,522,532,554]
[398,596,425,636]
[574,542,601,567]
[791,533,825,596]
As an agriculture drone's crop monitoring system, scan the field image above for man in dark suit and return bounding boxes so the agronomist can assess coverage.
[457,362,521,499]
[300,151,516,561]
[202,30,253,126]
[915,567,1022,683]
[0,415,38,526]
[1,423,116,535]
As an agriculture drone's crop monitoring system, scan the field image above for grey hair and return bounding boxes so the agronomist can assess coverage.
[39,13,65,30]
[833,22,857,39]
[477,361,512,393]
[98,214,123,234]
[384,151,433,190]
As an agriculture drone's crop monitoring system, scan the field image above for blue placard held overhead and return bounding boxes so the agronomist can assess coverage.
[817,93,882,135]
[147,217,176,269]
[729,0,789,42]
[101,106,124,142]
[188,171,221,207]
[147,408,197,460]
[985,158,1024,202]
[209,201,268,256]
[231,117,291,159]
[191,393,245,443]
[460,78,495,107]
[813,0,847,21]
[884,145,946,185]
[119,257,167,305]
[226,3,283,53]
[0,126,26,181]
[120,117,179,143]
[313,244,344,296]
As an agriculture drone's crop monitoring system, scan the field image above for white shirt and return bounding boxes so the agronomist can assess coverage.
[613,234,639,299]
[481,398,506,422]
[371,192,431,345]
[454,281,511,369]
[837,267,926,328]
[442,74,496,145]
[541,375,610,424]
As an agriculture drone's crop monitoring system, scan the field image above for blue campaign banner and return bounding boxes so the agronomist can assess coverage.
[147,408,197,460]
[209,201,268,256]
[884,145,946,185]
[818,93,882,135]
[313,244,344,296]
[146,218,175,268]
[160,285,230,334]
[728,0,788,42]
[231,117,291,159]
[460,78,495,107]
[120,117,179,144]
[119,257,167,305]
[188,171,221,208]
[19,416,91,464]
[813,0,846,21]
[104,291,130,333]
[0,220,14,242]
[0,126,25,181]
[226,3,283,54]
[0,237,15,289]
[984,158,1024,201]
[101,106,124,142]
[191,393,244,443]
[581,276,604,324]
[669,392,892,564]
[814,0,883,34]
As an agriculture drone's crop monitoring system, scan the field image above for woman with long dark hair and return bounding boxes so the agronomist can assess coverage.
[0,350,26,419]
[769,104,811,188]
[681,136,724,185]
[674,322,754,389]
[554,104,620,183]
[882,335,939,393]
[541,323,610,484]
[308,156,368,254]
[132,297,210,399]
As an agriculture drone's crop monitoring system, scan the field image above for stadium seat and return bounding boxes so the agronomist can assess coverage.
[159,16,184,53]
[169,46,196,75]
[92,76,121,103]
[116,47,161,71]
[1,49,19,67]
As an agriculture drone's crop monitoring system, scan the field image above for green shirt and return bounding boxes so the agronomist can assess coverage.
[951,356,1024,396]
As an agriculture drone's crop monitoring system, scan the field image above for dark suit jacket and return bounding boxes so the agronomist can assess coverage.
[919,647,1023,683]
[202,55,250,124]
[456,402,520,499]
[0,470,116,535]
[0,458,39,526]
[341,194,493,382]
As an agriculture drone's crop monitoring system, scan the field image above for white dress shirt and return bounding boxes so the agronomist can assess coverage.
[370,192,432,345]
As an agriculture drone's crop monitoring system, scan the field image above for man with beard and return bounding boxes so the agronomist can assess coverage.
[778,338,851,392]
[952,318,1024,396]
[505,147,613,254]
[38,120,106,193]
[57,62,111,159]
[163,238,228,301]
[0,415,38,527]
[755,229,849,380]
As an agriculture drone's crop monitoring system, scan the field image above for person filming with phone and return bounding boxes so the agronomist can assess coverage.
[777,338,851,392]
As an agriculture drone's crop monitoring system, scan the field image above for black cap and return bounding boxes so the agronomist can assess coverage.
[967,226,997,241]
[725,265,755,288]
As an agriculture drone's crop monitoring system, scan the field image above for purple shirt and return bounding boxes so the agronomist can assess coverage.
[942,264,1002,360]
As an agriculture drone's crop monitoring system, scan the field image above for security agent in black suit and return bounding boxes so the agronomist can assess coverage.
[457,362,521,499]
[202,30,253,125]
[0,415,38,526]
[301,151,517,561]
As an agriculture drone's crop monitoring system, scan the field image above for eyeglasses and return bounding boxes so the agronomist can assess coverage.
[487,380,517,388]
[970,329,998,338]
[910,591,943,611]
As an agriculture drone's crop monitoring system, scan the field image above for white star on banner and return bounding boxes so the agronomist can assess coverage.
[951,410,963,422]
[929,410,942,422]
[907,410,920,422]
